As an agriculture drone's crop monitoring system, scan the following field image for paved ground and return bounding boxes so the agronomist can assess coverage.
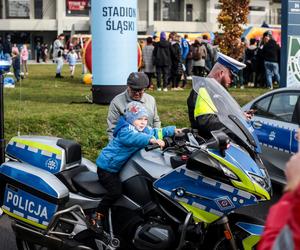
[0,183,282,250]
[0,215,17,250]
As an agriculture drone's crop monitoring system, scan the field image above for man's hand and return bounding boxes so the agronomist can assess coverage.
[244,109,256,120]
[285,151,300,192]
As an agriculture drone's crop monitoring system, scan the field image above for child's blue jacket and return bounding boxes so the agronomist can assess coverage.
[96,116,175,173]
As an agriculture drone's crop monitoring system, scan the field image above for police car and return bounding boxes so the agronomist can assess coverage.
[242,87,300,185]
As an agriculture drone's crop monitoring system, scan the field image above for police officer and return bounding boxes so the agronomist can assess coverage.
[187,52,247,138]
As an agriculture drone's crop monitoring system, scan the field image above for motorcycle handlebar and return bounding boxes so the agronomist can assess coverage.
[145,144,161,152]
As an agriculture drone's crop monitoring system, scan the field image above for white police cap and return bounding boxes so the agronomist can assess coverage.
[217,52,246,74]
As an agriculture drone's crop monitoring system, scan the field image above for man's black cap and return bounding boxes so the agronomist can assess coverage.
[263,30,272,38]
[127,72,149,89]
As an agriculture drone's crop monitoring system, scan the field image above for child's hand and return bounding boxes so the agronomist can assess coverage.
[150,138,165,149]
[156,139,165,149]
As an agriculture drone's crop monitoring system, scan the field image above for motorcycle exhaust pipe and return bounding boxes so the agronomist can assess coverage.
[12,221,93,250]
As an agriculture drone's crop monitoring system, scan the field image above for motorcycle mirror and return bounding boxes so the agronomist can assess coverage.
[210,130,231,157]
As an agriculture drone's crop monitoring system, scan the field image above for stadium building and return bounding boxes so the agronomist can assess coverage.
[0,0,281,58]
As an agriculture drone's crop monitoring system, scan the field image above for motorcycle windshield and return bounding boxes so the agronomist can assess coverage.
[192,76,261,153]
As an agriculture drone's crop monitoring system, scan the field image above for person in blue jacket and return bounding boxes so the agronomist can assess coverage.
[180,35,190,88]
[91,101,180,232]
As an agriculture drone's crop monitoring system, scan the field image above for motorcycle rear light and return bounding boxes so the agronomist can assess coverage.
[181,155,188,161]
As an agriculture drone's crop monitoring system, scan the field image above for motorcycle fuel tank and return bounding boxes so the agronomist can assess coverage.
[120,148,174,181]
[0,161,69,229]
[154,166,258,223]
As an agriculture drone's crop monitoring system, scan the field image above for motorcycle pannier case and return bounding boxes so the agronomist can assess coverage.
[5,136,82,174]
[0,161,69,229]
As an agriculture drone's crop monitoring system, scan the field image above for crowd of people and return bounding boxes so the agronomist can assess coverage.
[0,33,86,82]
[140,30,281,91]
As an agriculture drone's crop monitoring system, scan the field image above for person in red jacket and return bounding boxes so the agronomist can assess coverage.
[259,130,300,250]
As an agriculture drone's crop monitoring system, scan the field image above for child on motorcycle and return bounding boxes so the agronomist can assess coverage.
[91,101,181,233]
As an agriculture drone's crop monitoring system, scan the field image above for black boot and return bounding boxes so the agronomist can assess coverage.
[55,73,64,78]
[87,212,104,234]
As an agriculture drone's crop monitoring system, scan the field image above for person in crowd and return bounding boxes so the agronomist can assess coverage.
[91,101,179,232]
[152,31,172,91]
[244,38,258,87]
[202,34,215,72]
[107,72,161,140]
[184,35,193,80]
[0,37,3,55]
[36,42,42,63]
[170,34,183,91]
[254,38,266,88]
[258,131,300,250]
[53,33,65,78]
[80,38,88,75]
[191,38,207,77]
[262,30,281,89]
[142,37,155,90]
[43,43,49,63]
[3,35,12,65]
[12,43,19,55]
[180,34,190,88]
[187,52,247,138]
[67,48,78,78]
[20,44,29,76]
[231,38,246,89]
[11,50,20,82]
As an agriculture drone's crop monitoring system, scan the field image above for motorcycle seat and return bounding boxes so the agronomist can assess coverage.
[72,171,107,198]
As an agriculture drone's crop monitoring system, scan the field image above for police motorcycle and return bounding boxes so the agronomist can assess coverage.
[0,77,272,250]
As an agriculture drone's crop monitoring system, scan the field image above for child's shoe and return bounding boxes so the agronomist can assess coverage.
[88,212,104,234]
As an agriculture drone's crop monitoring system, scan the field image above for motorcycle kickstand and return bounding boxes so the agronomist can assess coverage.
[216,216,238,250]
[176,212,192,250]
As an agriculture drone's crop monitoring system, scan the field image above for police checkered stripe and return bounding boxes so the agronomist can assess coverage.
[254,117,296,153]
[41,150,52,157]
[209,208,224,217]
[4,204,47,226]
[256,117,297,131]
[237,189,252,200]
[2,205,10,211]
[12,141,61,162]
[183,169,199,180]
[261,143,289,153]
[13,210,24,217]
[158,188,172,196]
[192,202,206,210]
[181,167,255,201]
[16,142,26,149]
[42,221,49,226]
[27,146,38,153]
[174,196,189,204]
[220,183,235,193]
[27,215,39,223]
[202,178,217,186]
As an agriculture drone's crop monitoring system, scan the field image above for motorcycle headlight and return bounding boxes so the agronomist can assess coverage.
[249,173,267,189]
[219,165,238,180]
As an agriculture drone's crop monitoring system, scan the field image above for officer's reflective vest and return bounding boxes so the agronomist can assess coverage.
[194,87,217,118]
